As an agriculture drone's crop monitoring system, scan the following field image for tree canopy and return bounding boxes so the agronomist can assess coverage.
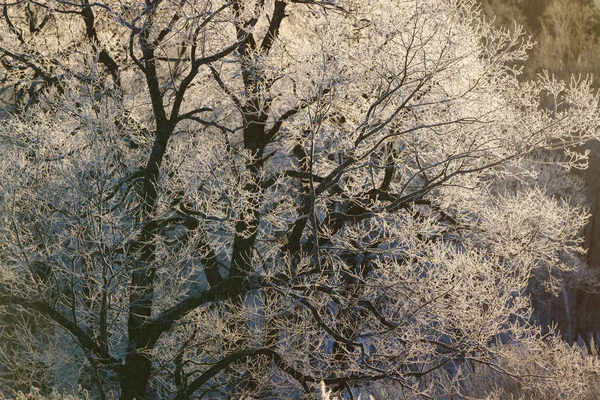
[1,0,600,398]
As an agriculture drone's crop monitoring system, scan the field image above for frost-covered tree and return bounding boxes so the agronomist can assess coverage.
[1,0,600,398]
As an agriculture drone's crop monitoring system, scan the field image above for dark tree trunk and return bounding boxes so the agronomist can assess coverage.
[121,352,154,400]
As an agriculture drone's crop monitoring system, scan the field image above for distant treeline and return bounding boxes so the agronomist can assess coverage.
[480,0,600,82]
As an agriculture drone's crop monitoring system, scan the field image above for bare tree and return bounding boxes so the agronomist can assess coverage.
[0,0,599,398]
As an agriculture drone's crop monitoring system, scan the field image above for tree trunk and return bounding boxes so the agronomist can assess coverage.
[121,352,153,400]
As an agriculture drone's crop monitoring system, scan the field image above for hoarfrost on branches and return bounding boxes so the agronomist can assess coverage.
[0,0,599,398]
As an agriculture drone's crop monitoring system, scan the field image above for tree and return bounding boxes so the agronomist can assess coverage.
[529,0,600,81]
[1,0,599,398]
[478,0,530,34]
[477,0,600,347]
